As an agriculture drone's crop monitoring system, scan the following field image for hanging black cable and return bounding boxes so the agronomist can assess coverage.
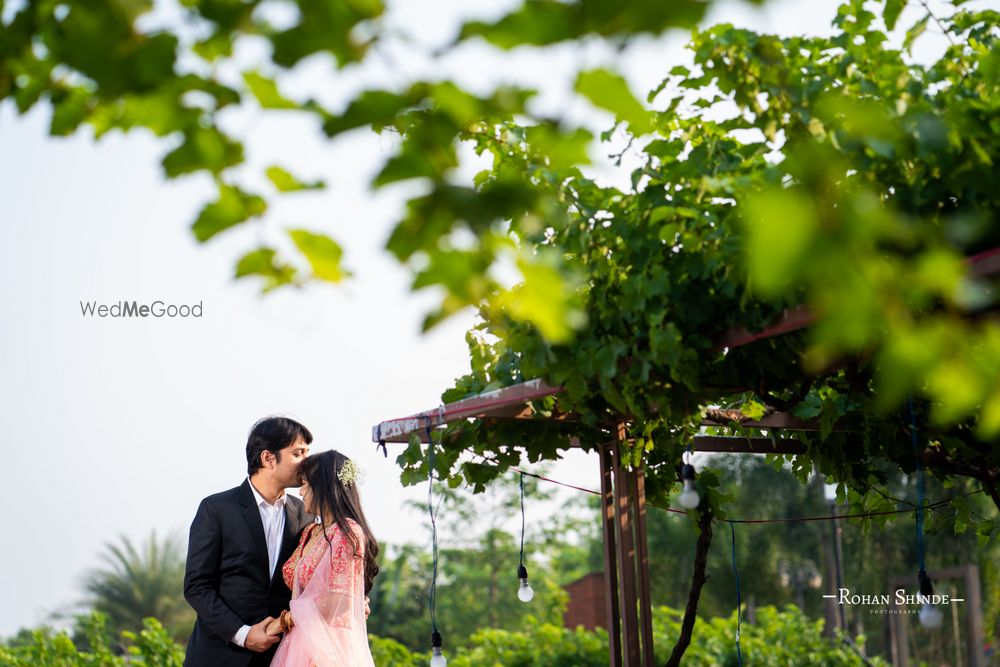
[516,471,534,602]
[424,420,447,665]
[519,472,526,567]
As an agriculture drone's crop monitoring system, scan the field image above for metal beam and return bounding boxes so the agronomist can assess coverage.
[692,436,806,455]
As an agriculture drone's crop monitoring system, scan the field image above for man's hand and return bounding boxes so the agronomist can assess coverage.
[245,617,280,653]
[364,596,371,619]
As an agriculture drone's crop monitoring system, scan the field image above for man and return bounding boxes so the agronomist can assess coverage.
[183,416,313,667]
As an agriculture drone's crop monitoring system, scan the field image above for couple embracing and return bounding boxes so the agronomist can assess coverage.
[183,416,378,667]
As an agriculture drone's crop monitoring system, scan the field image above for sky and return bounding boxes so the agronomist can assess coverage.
[0,0,976,637]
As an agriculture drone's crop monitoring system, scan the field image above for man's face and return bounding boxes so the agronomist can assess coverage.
[272,436,309,488]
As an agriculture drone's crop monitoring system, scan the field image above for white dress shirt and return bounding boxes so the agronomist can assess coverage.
[232,478,287,648]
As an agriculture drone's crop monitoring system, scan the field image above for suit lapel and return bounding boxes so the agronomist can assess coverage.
[238,479,270,581]
[272,497,305,587]
[271,505,290,587]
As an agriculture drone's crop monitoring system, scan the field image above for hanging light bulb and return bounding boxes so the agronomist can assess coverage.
[517,564,534,602]
[919,603,943,630]
[917,569,943,629]
[429,631,447,667]
[678,463,700,509]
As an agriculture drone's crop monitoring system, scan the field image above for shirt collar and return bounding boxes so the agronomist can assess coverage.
[248,477,286,508]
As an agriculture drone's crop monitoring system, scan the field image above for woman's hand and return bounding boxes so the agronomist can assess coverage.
[265,615,285,637]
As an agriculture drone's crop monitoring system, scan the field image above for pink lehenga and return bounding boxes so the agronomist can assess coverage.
[271,520,375,667]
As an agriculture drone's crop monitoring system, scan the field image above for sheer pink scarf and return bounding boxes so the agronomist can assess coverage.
[271,521,374,667]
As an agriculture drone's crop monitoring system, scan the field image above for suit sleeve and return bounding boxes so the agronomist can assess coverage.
[183,498,244,642]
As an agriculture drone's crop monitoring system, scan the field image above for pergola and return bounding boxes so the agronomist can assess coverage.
[371,247,1000,666]
[372,376,823,666]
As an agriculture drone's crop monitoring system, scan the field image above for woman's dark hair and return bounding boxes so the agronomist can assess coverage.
[300,450,380,594]
[246,416,313,476]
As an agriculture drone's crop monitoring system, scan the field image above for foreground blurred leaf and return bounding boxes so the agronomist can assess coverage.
[191,184,266,241]
[265,166,325,192]
[742,189,818,298]
[575,68,652,135]
[289,229,347,282]
[235,247,297,290]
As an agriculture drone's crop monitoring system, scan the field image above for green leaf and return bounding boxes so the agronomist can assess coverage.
[243,71,298,109]
[265,166,325,192]
[792,394,823,420]
[193,32,234,61]
[458,2,576,48]
[492,250,586,343]
[50,87,91,135]
[289,229,347,282]
[741,188,818,297]
[162,126,244,177]
[740,398,767,420]
[575,68,652,135]
[883,0,905,31]
[373,113,460,186]
[524,125,592,169]
[904,14,929,51]
[234,247,297,290]
[191,184,266,242]
[320,90,411,137]
[268,0,383,68]
[412,249,490,300]
[458,0,706,48]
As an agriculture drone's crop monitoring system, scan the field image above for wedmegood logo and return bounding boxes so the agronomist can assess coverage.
[79,301,204,318]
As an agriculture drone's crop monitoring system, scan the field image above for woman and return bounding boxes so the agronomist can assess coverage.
[268,450,379,666]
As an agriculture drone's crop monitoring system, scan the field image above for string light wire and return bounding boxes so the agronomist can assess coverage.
[519,472,526,567]
[424,421,440,634]
[728,520,743,666]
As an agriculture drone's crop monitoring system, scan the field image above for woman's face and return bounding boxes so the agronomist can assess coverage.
[299,478,314,515]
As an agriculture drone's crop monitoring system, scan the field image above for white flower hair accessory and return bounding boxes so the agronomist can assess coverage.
[337,459,366,487]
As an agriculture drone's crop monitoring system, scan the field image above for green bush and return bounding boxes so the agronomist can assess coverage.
[653,605,887,667]
[367,605,886,666]
[446,621,609,667]
[369,634,426,667]
[0,614,183,667]
[4,607,886,666]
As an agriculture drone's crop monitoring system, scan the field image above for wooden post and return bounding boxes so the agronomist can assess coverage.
[963,564,986,667]
[599,441,622,667]
[631,464,656,666]
[889,566,985,666]
[611,431,641,665]
[599,430,657,666]
[887,590,909,666]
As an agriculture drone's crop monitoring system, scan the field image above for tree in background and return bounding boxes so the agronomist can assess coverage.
[367,468,595,652]
[81,532,193,645]
[458,455,998,662]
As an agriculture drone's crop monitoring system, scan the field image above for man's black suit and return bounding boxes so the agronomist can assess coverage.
[183,479,311,667]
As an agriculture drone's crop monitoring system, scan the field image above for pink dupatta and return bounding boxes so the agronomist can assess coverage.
[271,521,374,667]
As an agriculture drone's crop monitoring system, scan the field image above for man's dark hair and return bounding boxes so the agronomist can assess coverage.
[246,416,313,476]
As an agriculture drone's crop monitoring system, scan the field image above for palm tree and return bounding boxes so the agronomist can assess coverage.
[82,531,194,643]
